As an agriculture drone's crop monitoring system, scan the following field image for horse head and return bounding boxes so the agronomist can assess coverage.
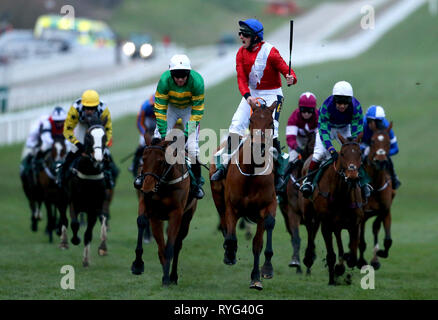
[51,135,67,164]
[367,121,392,170]
[249,99,276,144]
[140,137,178,194]
[84,114,107,163]
[337,133,363,183]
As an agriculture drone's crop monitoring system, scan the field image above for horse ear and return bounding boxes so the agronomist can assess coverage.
[144,132,152,146]
[249,99,258,113]
[267,101,278,114]
[387,121,393,132]
[338,132,346,144]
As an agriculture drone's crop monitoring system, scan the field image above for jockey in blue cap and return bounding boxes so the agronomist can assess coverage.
[361,105,401,189]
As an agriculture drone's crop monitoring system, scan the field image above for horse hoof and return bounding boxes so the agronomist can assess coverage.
[344,273,353,285]
[371,260,381,270]
[98,249,108,256]
[71,236,81,246]
[306,268,311,276]
[357,258,367,269]
[288,257,300,268]
[59,243,69,250]
[249,281,263,290]
[131,261,144,275]
[334,264,346,277]
[223,257,236,265]
[261,265,273,279]
[296,266,303,274]
[376,250,388,258]
[83,261,89,268]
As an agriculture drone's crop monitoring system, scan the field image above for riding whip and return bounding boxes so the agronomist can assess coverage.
[287,20,294,87]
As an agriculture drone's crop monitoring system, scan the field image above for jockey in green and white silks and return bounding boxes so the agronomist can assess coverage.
[152,54,205,199]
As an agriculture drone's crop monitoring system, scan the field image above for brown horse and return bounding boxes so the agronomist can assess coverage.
[210,101,277,290]
[303,133,364,285]
[278,130,315,273]
[37,136,69,244]
[131,132,197,286]
[357,121,396,270]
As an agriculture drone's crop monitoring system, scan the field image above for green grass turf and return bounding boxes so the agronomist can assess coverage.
[0,5,437,299]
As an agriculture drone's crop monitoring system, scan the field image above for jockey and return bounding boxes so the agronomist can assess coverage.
[284,92,319,178]
[20,106,69,180]
[210,18,297,192]
[299,81,371,199]
[151,54,205,199]
[129,95,157,177]
[361,105,401,189]
[57,89,114,187]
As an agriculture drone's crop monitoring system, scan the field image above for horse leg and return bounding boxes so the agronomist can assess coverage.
[223,207,238,265]
[303,218,319,275]
[334,228,345,281]
[45,201,56,243]
[58,202,69,249]
[131,214,147,275]
[261,214,275,279]
[98,214,108,256]
[289,212,302,273]
[70,203,81,246]
[82,212,97,267]
[170,209,195,285]
[370,216,382,270]
[249,220,265,290]
[143,217,152,244]
[162,210,183,286]
[357,218,368,268]
[377,211,392,259]
[321,223,336,285]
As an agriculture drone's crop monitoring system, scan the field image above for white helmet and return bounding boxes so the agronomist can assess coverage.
[332,81,353,97]
[169,54,191,70]
[51,106,67,121]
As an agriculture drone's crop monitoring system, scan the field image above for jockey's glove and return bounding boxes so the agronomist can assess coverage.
[75,142,85,154]
[329,148,338,161]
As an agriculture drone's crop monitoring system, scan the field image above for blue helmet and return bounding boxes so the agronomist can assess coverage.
[239,19,264,40]
[366,105,386,120]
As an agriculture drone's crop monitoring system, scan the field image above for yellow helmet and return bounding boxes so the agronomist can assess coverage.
[81,90,100,107]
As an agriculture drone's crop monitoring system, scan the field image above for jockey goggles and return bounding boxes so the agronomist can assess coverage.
[299,106,314,114]
[171,69,190,79]
[334,95,352,105]
[238,31,252,38]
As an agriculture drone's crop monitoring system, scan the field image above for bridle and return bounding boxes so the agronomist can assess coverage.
[138,145,189,193]
[333,141,361,184]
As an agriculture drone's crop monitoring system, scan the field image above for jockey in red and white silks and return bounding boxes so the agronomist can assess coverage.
[230,24,297,139]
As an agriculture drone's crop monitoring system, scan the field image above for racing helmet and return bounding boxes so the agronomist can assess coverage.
[81,90,100,107]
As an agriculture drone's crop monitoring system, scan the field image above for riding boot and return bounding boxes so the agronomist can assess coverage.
[211,133,240,181]
[387,157,401,189]
[191,162,205,199]
[359,165,373,200]
[130,145,144,178]
[300,160,320,198]
[273,138,287,192]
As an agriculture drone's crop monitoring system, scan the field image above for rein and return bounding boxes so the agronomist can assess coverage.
[139,145,189,192]
[235,137,273,177]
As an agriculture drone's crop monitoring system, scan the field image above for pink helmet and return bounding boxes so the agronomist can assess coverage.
[298,92,317,108]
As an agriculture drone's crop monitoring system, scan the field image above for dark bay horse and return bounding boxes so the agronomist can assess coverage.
[303,133,364,285]
[210,101,277,290]
[358,121,396,270]
[278,130,315,273]
[37,136,69,244]
[67,116,109,267]
[131,133,197,286]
